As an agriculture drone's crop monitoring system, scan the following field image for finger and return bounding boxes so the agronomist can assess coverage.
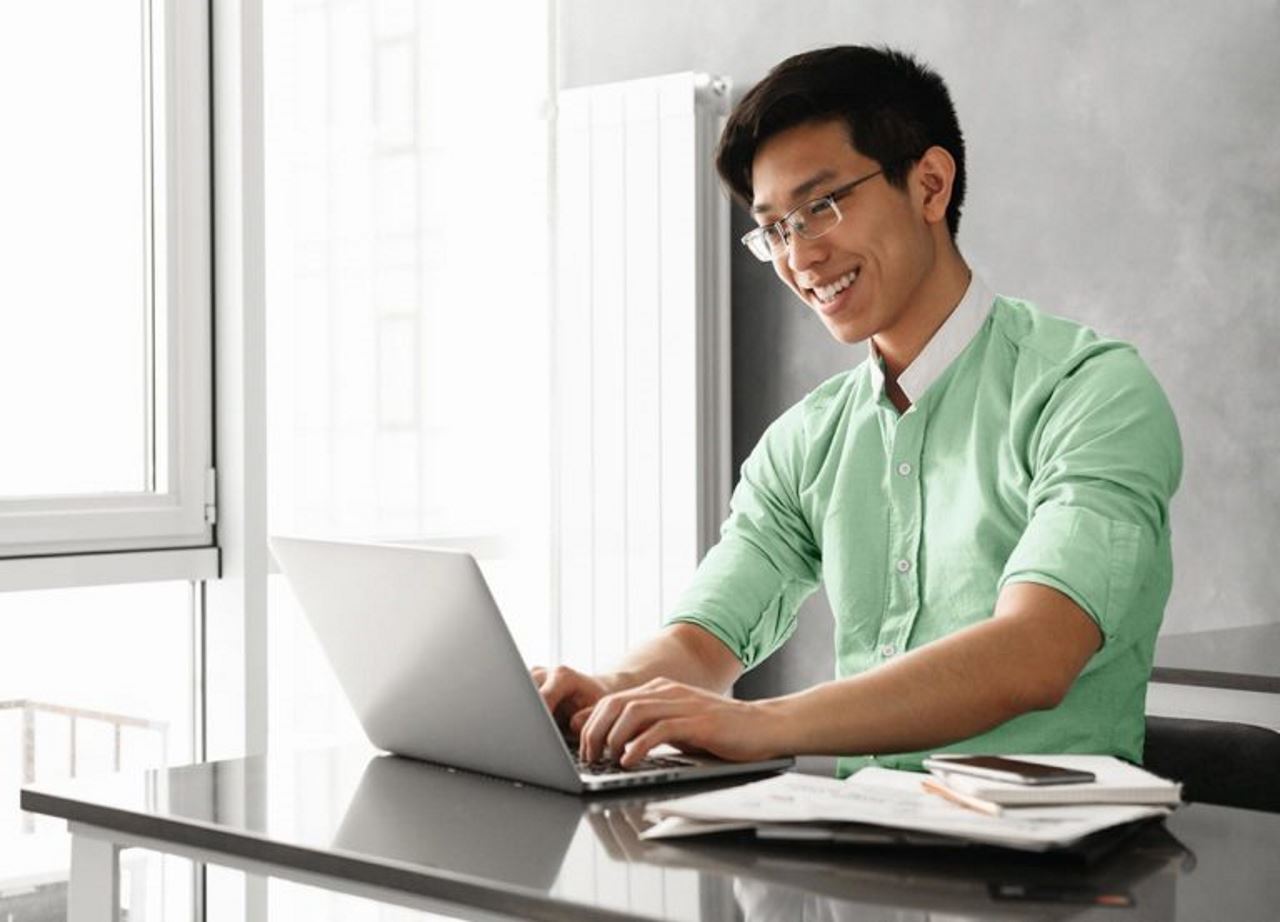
[620,717,696,767]
[581,684,688,761]
[605,699,677,758]
[579,692,630,762]
[530,666,547,685]
[568,706,594,736]
[538,666,580,718]
[577,698,609,762]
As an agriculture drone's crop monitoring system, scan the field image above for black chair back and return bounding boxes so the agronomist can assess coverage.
[1143,716,1280,813]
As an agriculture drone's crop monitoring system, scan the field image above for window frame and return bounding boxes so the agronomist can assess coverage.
[0,0,214,565]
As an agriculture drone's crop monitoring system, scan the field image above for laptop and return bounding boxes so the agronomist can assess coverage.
[270,536,793,793]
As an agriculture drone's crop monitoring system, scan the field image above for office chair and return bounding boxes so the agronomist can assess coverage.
[1143,715,1280,813]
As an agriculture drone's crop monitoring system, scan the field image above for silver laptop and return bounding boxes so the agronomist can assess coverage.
[270,536,793,792]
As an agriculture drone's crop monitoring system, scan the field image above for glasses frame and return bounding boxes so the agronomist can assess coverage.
[741,167,886,262]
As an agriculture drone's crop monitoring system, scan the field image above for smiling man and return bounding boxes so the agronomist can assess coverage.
[535,46,1181,776]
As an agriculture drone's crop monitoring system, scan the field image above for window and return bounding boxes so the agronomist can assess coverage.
[264,0,553,749]
[0,4,211,916]
[0,0,212,561]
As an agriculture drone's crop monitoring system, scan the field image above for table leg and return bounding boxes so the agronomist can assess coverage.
[248,871,268,922]
[67,831,121,922]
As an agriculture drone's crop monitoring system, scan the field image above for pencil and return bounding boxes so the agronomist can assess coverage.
[921,777,1004,817]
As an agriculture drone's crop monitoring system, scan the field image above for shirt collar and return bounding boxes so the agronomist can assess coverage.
[868,274,995,403]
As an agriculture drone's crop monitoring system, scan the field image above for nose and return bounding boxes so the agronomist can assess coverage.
[785,231,827,275]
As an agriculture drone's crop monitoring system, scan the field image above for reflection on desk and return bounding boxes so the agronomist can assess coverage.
[20,746,1280,922]
[333,755,582,889]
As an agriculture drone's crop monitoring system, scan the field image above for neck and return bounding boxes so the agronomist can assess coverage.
[873,244,972,381]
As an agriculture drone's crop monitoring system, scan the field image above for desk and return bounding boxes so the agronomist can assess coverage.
[21,746,1280,922]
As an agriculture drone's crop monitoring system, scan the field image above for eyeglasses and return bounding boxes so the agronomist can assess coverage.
[741,168,885,262]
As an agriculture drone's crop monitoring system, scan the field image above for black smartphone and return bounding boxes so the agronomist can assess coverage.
[922,755,1097,786]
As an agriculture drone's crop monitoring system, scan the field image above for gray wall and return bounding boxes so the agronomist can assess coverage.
[558,1,1280,696]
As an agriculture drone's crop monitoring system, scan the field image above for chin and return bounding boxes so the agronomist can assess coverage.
[823,317,872,346]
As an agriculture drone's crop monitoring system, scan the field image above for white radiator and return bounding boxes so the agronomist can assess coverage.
[553,73,732,673]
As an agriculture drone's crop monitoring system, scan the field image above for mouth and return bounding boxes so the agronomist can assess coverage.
[806,267,860,316]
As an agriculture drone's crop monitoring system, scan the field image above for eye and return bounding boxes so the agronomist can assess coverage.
[807,198,835,217]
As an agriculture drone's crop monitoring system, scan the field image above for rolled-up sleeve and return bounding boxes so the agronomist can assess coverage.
[999,345,1182,649]
[665,403,822,669]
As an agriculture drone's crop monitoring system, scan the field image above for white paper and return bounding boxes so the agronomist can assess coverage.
[641,816,757,839]
[643,767,1171,849]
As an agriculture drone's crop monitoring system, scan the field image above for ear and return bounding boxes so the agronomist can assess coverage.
[911,145,956,228]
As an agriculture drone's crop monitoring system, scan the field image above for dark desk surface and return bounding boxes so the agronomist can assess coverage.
[22,746,1280,922]
[1152,623,1280,692]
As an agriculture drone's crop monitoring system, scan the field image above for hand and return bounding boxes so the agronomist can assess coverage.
[530,664,613,736]
[575,678,786,767]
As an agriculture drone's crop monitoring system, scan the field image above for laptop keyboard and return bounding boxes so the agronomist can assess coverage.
[574,753,693,775]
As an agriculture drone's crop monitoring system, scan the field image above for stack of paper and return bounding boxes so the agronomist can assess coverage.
[642,759,1179,852]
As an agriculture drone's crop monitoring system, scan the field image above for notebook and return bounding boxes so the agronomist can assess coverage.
[923,755,1182,807]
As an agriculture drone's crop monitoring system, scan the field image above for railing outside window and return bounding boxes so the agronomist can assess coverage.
[2,699,168,834]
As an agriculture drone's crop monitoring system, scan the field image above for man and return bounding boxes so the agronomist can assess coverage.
[534,46,1181,776]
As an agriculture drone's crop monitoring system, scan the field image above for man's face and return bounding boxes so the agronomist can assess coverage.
[749,119,937,345]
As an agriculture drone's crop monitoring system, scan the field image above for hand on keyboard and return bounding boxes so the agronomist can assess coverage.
[574,751,693,775]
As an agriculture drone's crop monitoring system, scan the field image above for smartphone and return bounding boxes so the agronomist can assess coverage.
[922,755,1096,786]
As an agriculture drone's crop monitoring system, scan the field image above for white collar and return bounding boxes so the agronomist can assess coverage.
[868,274,995,403]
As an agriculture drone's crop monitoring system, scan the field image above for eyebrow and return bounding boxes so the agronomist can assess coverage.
[751,168,840,216]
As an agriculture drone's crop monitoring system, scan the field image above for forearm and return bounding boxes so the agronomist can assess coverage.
[603,623,743,696]
[766,588,1097,757]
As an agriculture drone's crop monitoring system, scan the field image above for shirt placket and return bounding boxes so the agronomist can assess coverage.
[879,403,926,662]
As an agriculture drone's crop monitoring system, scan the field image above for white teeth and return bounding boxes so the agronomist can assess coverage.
[814,268,859,303]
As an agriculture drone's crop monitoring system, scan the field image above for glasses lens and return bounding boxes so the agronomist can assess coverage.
[792,198,840,240]
[744,226,783,261]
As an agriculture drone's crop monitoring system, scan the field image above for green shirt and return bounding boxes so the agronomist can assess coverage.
[666,282,1182,775]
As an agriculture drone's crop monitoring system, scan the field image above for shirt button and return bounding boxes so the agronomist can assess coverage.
[881,643,897,658]
[897,462,912,477]
[895,558,912,573]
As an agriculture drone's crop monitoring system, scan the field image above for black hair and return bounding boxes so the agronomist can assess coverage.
[715,46,966,237]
